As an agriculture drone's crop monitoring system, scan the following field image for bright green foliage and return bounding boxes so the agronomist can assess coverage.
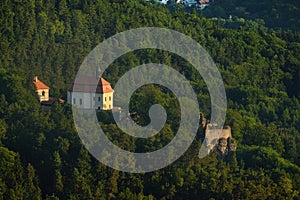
[0,0,300,199]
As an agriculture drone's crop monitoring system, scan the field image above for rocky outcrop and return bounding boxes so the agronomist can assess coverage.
[214,137,237,159]
[202,124,237,159]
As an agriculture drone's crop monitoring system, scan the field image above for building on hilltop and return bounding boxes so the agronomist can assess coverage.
[146,0,210,10]
[33,76,64,106]
[33,76,49,102]
[67,76,114,110]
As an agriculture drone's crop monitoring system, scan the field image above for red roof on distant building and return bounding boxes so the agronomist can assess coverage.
[33,76,49,90]
[68,76,114,93]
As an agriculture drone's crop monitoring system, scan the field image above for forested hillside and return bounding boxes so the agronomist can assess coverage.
[203,0,300,31]
[1,0,300,199]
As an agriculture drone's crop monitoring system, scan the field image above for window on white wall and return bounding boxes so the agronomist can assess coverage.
[98,97,100,101]
[105,97,107,101]
[109,96,111,101]
[73,98,76,104]
[80,99,82,105]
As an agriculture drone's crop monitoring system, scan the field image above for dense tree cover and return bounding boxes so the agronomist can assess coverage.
[203,0,300,31]
[0,0,300,199]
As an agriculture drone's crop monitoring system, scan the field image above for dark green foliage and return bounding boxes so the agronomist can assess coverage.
[203,0,300,31]
[0,147,41,199]
[0,0,300,199]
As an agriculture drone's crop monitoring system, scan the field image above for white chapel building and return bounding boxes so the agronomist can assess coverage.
[33,76,50,102]
[33,76,64,105]
[67,76,114,110]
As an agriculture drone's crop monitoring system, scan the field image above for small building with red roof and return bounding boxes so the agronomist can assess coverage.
[67,76,114,110]
[33,76,64,106]
[33,76,50,102]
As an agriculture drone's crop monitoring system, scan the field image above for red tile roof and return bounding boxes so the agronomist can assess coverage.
[33,76,49,90]
[68,76,114,93]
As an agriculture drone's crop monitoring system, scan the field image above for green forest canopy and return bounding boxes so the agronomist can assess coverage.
[203,0,300,31]
[0,0,300,199]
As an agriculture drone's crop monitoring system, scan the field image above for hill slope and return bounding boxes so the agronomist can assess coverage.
[203,0,300,31]
[0,0,300,199]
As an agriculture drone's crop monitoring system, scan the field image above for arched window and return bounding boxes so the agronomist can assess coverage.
[42,91,45,96]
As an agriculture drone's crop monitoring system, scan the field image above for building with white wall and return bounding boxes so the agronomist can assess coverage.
[67,77,114,110]
[157,0,168,4]
[33,76,49,102]
[33,76,64,105]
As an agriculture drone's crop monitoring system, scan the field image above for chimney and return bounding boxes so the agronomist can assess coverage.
[97,67,101,79]
[34,76,38,82]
